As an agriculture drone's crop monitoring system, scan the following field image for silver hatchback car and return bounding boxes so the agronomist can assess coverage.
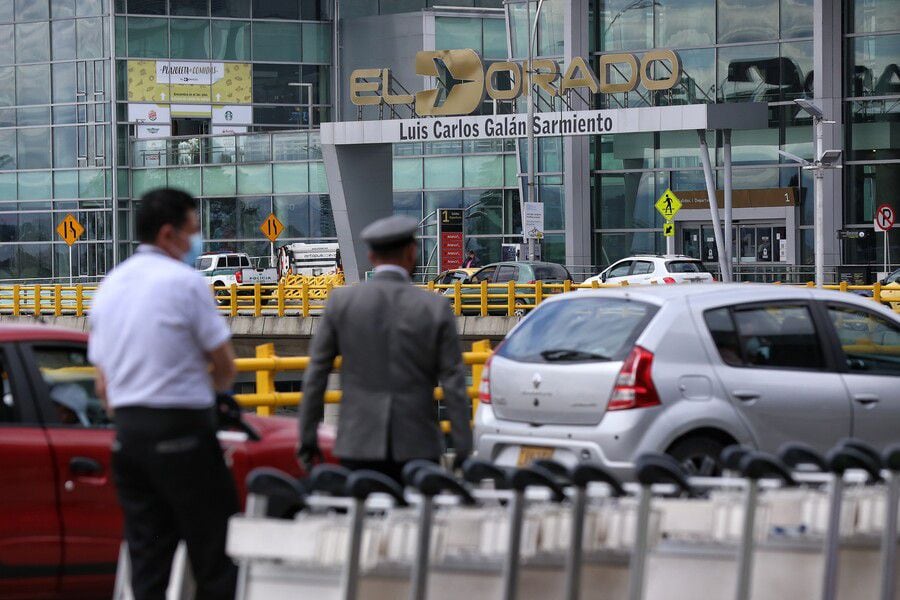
[474,284,900,478]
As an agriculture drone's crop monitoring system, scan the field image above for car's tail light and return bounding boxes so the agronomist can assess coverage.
[236,270,243,284]
[478,355,493,404]
[608,346,660,411]
[527,280,536,284]
[663,277,676,284]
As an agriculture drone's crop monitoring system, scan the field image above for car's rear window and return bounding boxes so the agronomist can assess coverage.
[497,297,657,363]
[666,260,707,273]
[196,257,213,270]
[533,264,570,281]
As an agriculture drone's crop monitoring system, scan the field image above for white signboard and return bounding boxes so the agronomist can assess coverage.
[128,103,170,124]
[212,105,253,125]
[212,125,248,135]
[136,124,172,140]
[523,202,544,240]
[156,61,225,86]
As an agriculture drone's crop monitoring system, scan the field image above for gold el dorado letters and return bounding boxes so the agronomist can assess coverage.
[349,49,682,116]
[126,60,252,104]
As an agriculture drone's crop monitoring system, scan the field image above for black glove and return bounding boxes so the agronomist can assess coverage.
[215,392,260,441]
[297,443,324,474]
[451,450,470,472]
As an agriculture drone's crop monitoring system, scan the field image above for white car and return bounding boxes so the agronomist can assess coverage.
[583,255,714,286]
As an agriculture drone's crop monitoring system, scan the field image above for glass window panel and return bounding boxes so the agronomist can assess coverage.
[483,18,506,59]
[729,167,779,189]
[116,16,126,55]
[463,154,502,188]
[127,17,168,58]
[0,0,10,22]
[424,190,463,215]
[252,64,300,104]
[236,164,271,195]
[598,133,653,170]
[202,165,236,195]
[540,183,564,230]
[17,127,50,169]
[308,162,326,193]
[272,131,308,160]
[0,129,14,169]
[424,156,462,189]
[53,126,77,168]
[846,163,899,225]
[718,44,780,103]
[170,18,209,59]
[131,168,167,197]
[538,136,562,172]
[205,197,234,238]
[52,19,76,61]
[78,168,106,198]
[235,196,269,238]
[660,130,705,169]
[166,166,201,195]
[0,66,13,107]
[16,22,49,63]
[301,22,330,64]
[0,173,15,199]
[235,134,270,161]
[849,34,900,98]
[51,0,75,17]
[253,22,300,62]
[171,0,207,16]
[18,212,51,241]
[0,107,13,126]
[18,170,51,199]
[309,195,334,238]
[435,17,481,52]
[211,19,249,61]
[504,153,518,187]
[18,244,52,278]
[718,0,778,43]
[393,191,421,221]
[655,0,714,47]
[273,163,308,193]
[77,0,103,16]
[849,0,900,33]
[664,47,715,106]
[594,172,660,230]
[464,189,502,236]
[17,106,48,125]
[781,41,813,100]
[273,195,308,237]
[128,0,166,14]
[599,0,652,52]
[781,0,813,38]
[537,0,564,57]
[781,106,813,160]
[54,170,78,198]
[301,64,329,105]
[594,231,663,267]
[848,100,900,161]
[508,1,528,58]
[76,17,104,59]
[16,0,48,21]
[253,105,300,127]
[392,157,422,191]
[719,128,779,164]
[212,0,249,17]
[0,25,12,65]
[252,0,297,19]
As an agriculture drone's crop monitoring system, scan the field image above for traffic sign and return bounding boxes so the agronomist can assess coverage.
[663,221,675,238]
[260,213,284,242]
[56,214,85,246]
[655,189,682,220]
[875,204,895,232]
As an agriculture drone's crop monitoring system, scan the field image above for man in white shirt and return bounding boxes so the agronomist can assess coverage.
[89,188,238,600]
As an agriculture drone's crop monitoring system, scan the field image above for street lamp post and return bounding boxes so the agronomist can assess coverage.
[525,0,546,261]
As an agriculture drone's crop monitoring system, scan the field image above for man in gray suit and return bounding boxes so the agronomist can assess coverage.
[297,216,472,482]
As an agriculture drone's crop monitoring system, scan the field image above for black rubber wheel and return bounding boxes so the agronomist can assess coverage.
[212,281,228,306]
[667,436,727,477]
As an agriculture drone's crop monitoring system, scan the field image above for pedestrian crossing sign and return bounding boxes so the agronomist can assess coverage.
[663,221,675,237]
[655,189,682,220]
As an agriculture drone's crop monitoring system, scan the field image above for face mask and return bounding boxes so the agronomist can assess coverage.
[181,232,203,266]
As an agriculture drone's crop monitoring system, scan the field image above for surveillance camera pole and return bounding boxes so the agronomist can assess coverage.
[525,0,545,262]
[813,114,825,289]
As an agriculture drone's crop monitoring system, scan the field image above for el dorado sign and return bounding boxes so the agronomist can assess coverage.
[350,49,682,117]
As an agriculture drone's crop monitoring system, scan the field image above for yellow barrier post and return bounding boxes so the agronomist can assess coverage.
[874,282,882,304]
[592,280,599,289]
[839,281,848,293]
[34,284,42,315]
[806,281,814,288]
[453,281,462,316]
[254,343,276,416]
[277,279,286,317]
[54,285,62,317]
[254,282,262,316]
[535,280,543,307]
[229,284,238,317]
[427,280,435,293]
[480,280,488,317]
[12,284,20,316]
[75,285,84,317]
[564,280,572,294]
[507,280,515,316]
[302,278,310,318]
[469,339,491,422]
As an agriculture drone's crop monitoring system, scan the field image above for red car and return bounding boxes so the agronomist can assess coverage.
[0,324,332,600]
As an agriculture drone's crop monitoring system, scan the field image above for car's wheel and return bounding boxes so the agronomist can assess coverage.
[666,436,727,477]
[212,281,228,306]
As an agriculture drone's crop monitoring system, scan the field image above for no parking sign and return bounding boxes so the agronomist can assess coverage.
[875,204,895,232]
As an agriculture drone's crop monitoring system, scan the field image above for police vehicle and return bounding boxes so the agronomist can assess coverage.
[194,251,278,292]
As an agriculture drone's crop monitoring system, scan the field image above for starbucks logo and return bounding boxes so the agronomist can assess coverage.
[224,110,233,121]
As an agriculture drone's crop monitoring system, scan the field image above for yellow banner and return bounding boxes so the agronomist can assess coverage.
[127,60,252,104]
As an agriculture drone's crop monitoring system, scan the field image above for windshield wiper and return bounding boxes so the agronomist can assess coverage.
[540,349,610,362]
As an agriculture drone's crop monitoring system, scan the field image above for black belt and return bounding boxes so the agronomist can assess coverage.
[115,405,217,441]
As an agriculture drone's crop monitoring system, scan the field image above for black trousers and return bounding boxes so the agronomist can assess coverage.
[111,407,239,600]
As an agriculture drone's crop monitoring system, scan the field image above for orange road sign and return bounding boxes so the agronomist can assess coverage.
[260,213,284,242]
[56,214,85,246]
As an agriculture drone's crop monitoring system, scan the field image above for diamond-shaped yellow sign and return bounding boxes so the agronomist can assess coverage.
[56,214,85,247]
[655,189,682,220]
[260,213,284,242]
[663,221,675,238]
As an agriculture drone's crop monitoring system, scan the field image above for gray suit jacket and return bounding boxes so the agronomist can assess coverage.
[299,270,472,461]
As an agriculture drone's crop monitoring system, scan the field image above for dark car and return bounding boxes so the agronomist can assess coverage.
[0,324,333,600]
[464,261,573,315]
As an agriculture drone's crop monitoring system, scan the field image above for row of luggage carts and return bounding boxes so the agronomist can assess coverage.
[226,439,900,600]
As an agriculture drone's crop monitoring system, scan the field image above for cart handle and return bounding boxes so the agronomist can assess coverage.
[570,463,626,497]
[826,446,882,483]
[245,467,307,518]
[883,443,900,472]
[309,464,352,496]
[720,445,751,472]
[511,465,567,503]
[462,459,512,489]
[838,438,883,470]
[414,469,476,505]
[778,442,827,472]
[532,459,571,483]
[346,470,408,506]
[402,459,441,486]
[635,453,695,497]
[738,451,796,485]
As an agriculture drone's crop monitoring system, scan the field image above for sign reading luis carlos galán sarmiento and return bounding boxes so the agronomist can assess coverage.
[349,49,681,141]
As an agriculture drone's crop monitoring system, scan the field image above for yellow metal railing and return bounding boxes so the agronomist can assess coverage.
[233,340,493,432]
[2,279,899,317]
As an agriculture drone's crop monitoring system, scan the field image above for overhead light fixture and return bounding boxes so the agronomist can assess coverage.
[794,98,824,119]
[819,149,842,167]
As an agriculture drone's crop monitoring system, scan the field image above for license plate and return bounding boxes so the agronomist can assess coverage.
[516,445,555,467]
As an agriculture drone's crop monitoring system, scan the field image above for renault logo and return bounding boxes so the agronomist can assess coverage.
[532,373,542,389]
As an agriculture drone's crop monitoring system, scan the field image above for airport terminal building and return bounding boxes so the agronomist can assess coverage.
[0,0,896,282]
